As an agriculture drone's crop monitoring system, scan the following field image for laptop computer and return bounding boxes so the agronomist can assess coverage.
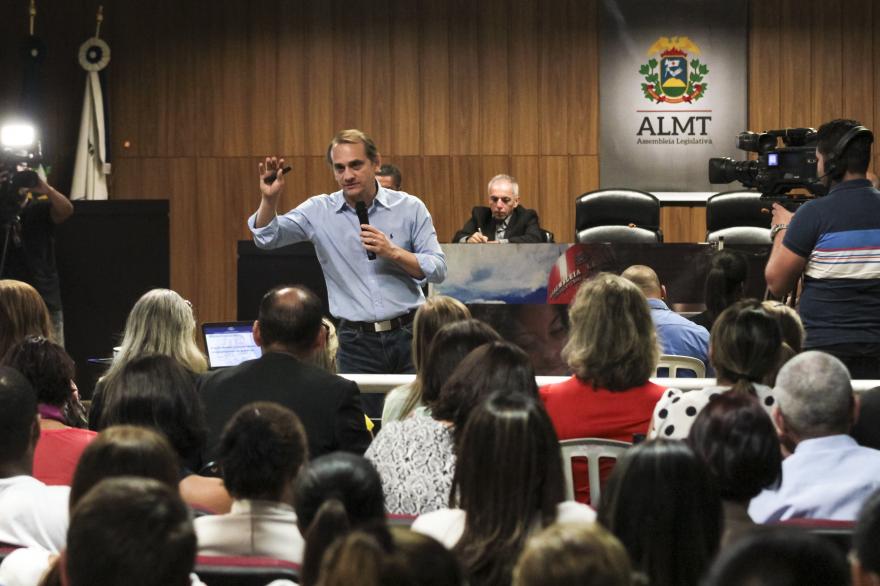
[202,322,261,369]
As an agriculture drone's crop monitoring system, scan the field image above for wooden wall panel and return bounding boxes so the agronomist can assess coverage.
[5,0,880,322]
[779,0,811,128]
[660,207,706,244]
[748,0,780,131]
[509,1,540,155]
[391,0,421,155]
[419,0,450,155]
[478,0,509,155]
[567,0,598,155]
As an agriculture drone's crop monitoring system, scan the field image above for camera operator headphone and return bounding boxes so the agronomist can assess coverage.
[823,124,874,181]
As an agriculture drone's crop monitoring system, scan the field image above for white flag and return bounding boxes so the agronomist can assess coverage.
[70,71,110,200]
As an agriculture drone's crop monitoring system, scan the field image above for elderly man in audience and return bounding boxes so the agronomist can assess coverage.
[750,351,880,522]
[621,264,710,371]
[199,285,371,460]
[0,367,70,553]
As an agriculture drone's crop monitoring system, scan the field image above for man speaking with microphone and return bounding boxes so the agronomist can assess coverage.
[249,129,447,379]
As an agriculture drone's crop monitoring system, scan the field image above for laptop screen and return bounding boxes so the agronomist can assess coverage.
[202,322,261,368]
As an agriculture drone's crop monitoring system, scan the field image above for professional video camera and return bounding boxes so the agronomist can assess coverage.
[708,128,826,205]
[0,122,42,228]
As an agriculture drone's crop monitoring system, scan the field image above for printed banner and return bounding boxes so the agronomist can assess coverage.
[599,0,747,192]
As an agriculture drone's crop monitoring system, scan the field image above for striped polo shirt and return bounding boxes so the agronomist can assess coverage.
[783,179,880,348]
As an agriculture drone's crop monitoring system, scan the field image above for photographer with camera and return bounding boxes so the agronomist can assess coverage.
[0,167,73,345]
[764,119,880,378]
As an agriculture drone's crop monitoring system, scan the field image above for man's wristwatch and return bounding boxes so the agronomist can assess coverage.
[770,223,788,241]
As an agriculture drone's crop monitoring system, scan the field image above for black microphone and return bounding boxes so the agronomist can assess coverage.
[355,201,376,260]
[263,166,292,185]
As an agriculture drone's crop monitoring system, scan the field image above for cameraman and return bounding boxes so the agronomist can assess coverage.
[765,119,880,378]
[0,170,73,344]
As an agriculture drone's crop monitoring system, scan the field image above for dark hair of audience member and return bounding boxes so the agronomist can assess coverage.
[398,296,471,419]
[99,354,207,471]
[2,336,84,427]
[431,341,537,441]
[703,250,748,327]
[701,527,849,586]
[853,386,880,450]
[293,452,385,586]
[258,285,324,355]
[450,392,565,586]
[219,402,308,501]
[687,393,781,502]
[0,279,53,358]
[420,319,501,405]
[63,477,196,586]
[513,523,634,586]
[563,273,658,391]
[0,366,38,465]
[317,526,463,586]
[710,299,783,397]
[69,425,179,509]
[853,489,880,580]
[598,440,721,586]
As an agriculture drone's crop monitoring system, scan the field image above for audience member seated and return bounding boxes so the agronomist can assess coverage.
[622,264,710,371]
[0,425,181,586]
[195,402,307,563]
[89,288,207,430]
[293,452,386,586]
[702,527,849,586]
[452,174,544,243]
[381,296,471,424]
[598,440,721,586]
[376,163,402,191]
[200,285,370,460]
[540,274,666,503]
[62,477,197,586]
[852,386,880,451]
[761,300,805,385]
[315,526,463,586]
[513,523,633,586]
[689,249,748,332]
[852,489,880,586]
[2,337,94,486]
[0,367,69,552]
[651,300,783,440]
[0,280,54,358]
[413,393,595,586]
[750,351,880,522]
[688,393,782,547]
[98,355,232,513]
[369,334,527,516]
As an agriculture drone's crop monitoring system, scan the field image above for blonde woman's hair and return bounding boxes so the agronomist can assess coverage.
[309,318,339,373]
[761,300,805,353]
[562,273,659,390]
[0,279,53,358]
[399,296,470,419]
[513,523,634,586]
[103,289,206,386]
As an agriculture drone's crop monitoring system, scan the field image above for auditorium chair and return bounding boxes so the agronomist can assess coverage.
[194,555,300,585]
[705,190,772,245]
[574,188,662,244]
[775,518,855,556]
[656,354,706,378]
[559,438,632,505]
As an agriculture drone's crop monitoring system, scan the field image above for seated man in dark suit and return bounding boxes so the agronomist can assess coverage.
[199,285,371,460]
[452,174,545,243]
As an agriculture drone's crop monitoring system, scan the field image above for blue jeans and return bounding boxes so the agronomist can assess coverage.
[337,323,414,417]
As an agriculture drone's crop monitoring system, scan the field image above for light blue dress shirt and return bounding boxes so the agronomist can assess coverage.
[248,185,446,323]
[749,434,880,522]
[647,298,711,369]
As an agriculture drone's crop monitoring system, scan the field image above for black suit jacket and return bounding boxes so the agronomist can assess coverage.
[199,352,372,461]
[452,205,544,243]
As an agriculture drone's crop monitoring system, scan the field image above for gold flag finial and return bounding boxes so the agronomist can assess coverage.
[28,0,36,36]
[95,5,104,38]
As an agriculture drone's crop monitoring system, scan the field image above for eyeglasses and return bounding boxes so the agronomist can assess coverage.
[489,196,513,204]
